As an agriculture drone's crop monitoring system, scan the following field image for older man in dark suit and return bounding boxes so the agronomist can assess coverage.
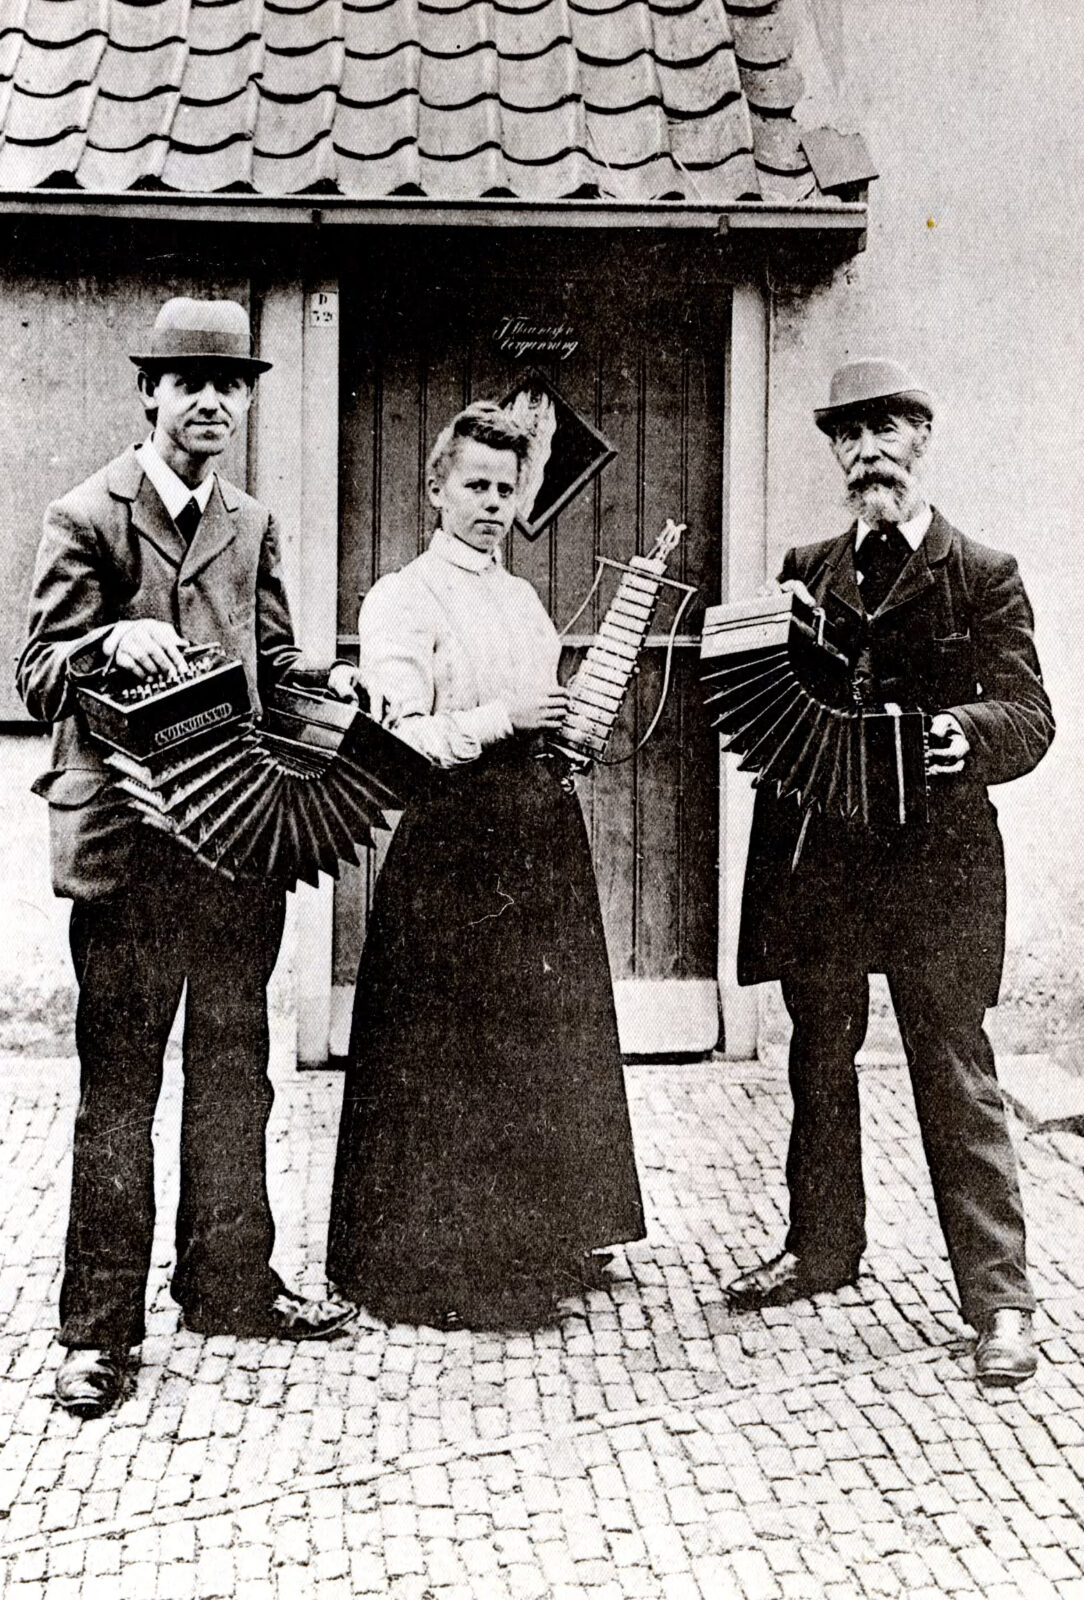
[18,299,358,1417]
[726,360,1054,1387]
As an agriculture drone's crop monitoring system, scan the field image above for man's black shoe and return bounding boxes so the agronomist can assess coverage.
[185,1291,357,1340]
[726,1250,859,1312]
[55,1347,129,1417]
[975,1308,1037,1388]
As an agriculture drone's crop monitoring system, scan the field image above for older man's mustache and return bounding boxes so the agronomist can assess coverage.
[847,463,913,493]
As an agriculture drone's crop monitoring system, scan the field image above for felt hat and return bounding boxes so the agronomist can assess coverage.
[814,358,932,434]
[130,297,271,374]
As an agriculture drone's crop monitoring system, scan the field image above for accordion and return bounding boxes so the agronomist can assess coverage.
[700,592,930,829]
[74,645,430,887]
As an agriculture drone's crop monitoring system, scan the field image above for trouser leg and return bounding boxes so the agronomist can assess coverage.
[170,878,287,1327]
[60,895,182,1349]
[887,964,1034,1327]
[780,962,870,1270]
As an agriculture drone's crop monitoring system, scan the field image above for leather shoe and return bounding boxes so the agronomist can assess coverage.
[726,1250,859,1312]
[55,1347,129,1418]
[975,1309,1037,1388]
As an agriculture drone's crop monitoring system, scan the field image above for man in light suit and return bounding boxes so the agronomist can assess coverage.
[18,299,358,1418]
[727,360,1054,1387]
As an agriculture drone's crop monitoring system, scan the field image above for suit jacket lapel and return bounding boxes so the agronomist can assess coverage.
[875,509,950,619]
[179,477,240,584]
[133,476,189,569]
[107,446,187,570]
[817,526,864,618]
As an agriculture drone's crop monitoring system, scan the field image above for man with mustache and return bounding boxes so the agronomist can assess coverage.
[727,360,1054,1387]
[18,299,359,1418]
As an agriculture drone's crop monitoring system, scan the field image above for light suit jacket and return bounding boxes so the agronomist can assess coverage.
[17,445,304,899]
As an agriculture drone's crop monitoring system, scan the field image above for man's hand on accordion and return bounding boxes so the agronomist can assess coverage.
[927,711,969,777]
[326,663,363,702]
[103,618,189,681]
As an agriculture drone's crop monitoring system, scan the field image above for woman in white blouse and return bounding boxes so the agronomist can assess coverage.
[327,402,645,1329]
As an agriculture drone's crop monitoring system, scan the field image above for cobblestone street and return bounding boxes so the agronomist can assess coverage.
[2,1026,1084,1599]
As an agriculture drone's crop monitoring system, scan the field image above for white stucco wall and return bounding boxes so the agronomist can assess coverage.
[763,1,1084,1050]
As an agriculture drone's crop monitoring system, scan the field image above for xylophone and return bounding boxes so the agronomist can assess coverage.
[700,592,930,829]
[74,645,431,888]
[545,519,694,776]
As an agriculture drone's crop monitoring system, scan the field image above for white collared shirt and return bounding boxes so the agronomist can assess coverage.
[854,503,933,552]
[136,437,216,523]
[357,525,561,767]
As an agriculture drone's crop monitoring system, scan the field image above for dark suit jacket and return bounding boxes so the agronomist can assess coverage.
[737,510,1054,1005]
[17,446,305,899]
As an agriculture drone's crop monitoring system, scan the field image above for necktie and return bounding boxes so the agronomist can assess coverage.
[856,524,910,613]
[175,496,202,544]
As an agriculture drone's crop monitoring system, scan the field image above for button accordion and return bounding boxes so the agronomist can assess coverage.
[700,592,930,828]
[545,518,690,775]
[74,645,430,887]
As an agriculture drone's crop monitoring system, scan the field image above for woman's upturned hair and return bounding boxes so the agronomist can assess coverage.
[426,401,531,488]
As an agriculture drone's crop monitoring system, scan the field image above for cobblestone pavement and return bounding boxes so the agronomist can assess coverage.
[2,1026,1084,1599]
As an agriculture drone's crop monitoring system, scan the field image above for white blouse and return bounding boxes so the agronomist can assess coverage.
[358,528,562,767]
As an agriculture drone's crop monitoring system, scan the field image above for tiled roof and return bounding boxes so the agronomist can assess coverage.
[0,0,873,206]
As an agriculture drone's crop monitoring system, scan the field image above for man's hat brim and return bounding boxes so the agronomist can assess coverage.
[130,352,271,376]
[814,389,933,434]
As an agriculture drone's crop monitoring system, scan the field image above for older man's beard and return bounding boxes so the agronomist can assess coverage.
[845,460,920,525]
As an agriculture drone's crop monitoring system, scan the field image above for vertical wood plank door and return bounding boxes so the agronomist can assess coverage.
[335,236,725,1055]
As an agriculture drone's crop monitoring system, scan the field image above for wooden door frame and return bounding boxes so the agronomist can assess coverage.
[720,276,771,1060]
[254,263,771,1066]
[252,276,341,1067]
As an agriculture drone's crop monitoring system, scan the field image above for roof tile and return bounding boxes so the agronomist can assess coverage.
[497,46,577,112]
[343,0,421,61]
[571,3,653,65]
[497,100,584,166]
[86,81,177,154]
[651,0,736,66]
[22,0,107,50]
[186,0,264,56]
[578,55,661,116]
[171,85,257,155]
[9,31,105,99]
[584,100,668,167]
[419,48,498,113]
[161,136,254,190]
[493,1,573,63]
[749,107,806,173]
[657,51,743,116]
[731,8,793,67]
[0,124,87,186]
[341,45,420,107]
[262,36,344,101]
[740,58,803,112]
[334,92,417,160]
[257,86,338,158]
[97,39,187,103]
[669,93,753,172]
[106,0,187,52]
[5,80,95,145]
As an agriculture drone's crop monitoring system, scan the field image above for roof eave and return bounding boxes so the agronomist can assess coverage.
[0,188,868,245]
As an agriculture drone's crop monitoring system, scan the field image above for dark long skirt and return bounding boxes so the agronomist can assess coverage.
[327,743,645,1328]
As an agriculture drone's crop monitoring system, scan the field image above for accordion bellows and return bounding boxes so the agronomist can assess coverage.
[700,593,929,829]
[74,646,430,887]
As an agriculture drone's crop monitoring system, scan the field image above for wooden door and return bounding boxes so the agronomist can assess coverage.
[334,234,724,1054]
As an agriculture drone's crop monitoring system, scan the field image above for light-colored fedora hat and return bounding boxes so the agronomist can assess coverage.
[814,358,933,434]
[130,297,272,374]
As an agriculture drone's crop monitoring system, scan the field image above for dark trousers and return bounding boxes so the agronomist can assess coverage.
[781,954,1034,1329]
[60,842,287,1348]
